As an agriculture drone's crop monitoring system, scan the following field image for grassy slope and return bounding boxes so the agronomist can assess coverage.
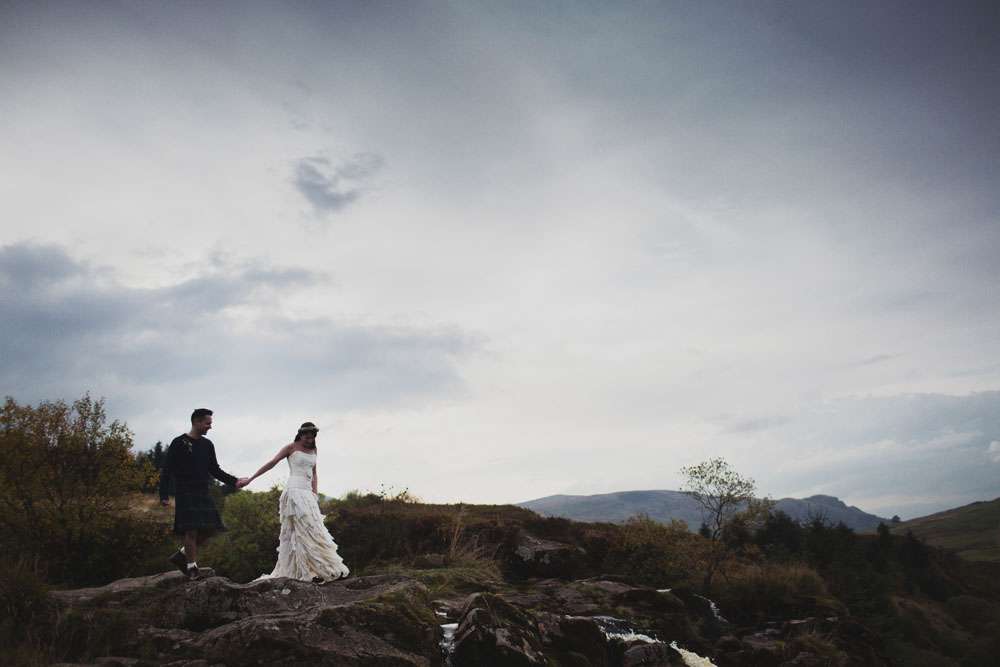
[891,497,1000,562]
[128,492,174,522]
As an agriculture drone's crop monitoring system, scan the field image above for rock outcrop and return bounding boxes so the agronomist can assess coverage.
[51,570,442,666]
[47,558,883,667]
[508,531,589,580]
[450,592,546,666]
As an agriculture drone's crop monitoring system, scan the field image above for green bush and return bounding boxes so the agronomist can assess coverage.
[0,395,159,586]
[715,561,837,624]
[603,515,706,588]
[0,560,56,665]
[200,486,282,582]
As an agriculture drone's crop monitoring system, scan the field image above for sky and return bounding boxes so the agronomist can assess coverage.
[1,1,998,519]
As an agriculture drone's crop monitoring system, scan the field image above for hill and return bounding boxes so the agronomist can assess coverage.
[891,496,1000,562]
[519,490,889,532]
[20,493,1000,667]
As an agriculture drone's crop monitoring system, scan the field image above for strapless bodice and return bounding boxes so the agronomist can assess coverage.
[286,450,316,490]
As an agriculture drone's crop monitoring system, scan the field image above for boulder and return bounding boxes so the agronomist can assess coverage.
[503,578,700,648]
[51,571,442,666]
[537,612,609,666]
[622,641,674,666]
[451,592,546,666]
[508,532,588,580]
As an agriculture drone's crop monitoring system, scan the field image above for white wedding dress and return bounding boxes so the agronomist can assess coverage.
[255,450,350,582]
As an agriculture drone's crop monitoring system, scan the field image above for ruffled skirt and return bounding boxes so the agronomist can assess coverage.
[255,486,349,582]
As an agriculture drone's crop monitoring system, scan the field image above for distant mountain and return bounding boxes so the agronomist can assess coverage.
[771,494,890,532]
[520,490,704,528]
[518,490,890,532]
[890,497,1000,562]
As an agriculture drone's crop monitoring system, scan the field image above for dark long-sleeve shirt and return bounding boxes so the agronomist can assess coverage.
[158,434,237,500]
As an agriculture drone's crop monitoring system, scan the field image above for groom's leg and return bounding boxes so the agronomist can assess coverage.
[184,530,198,564]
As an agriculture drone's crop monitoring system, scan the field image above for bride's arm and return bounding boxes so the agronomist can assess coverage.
[246,444,293,486]
[312,462,318,495]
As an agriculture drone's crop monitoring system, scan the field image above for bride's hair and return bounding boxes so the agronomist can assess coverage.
[295,421,319,448]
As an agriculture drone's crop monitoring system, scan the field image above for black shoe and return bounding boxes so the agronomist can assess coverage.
[312,576,325,584]
[187,565,200,580]
[168,550,188,575]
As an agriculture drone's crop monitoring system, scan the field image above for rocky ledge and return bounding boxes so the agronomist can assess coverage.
[51,570,440,666]
[49,566,881,666]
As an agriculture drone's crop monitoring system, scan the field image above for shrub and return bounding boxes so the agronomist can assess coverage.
[603,515,706,588]
[0,395,149,585]
[714,561,835,624]
[199,486,282,582]
[0,559,56,665]
[755,510,804,559]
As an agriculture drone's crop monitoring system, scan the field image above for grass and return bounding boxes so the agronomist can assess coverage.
[368,561,504,598]
[713,561,845,625]
[891,497,1000,562]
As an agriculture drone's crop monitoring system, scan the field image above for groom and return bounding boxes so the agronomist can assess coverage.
[159,408,248,579]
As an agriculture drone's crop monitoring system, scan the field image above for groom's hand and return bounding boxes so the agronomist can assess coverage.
[160,498,170,507]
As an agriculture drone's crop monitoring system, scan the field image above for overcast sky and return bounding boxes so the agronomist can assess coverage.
[2,1,998,519]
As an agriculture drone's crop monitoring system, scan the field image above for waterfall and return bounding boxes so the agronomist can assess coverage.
[439,622,458,664]
[592,615,659,643]
[591,615,718,667]
[670,640,718,667]
[694,594,729,623]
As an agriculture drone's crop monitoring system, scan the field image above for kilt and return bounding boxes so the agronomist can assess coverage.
[173,481,226,536]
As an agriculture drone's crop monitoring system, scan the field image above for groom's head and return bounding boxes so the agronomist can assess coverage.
[191,408,214,436]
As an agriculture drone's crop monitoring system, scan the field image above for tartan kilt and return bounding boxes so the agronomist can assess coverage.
[173,481,226,536]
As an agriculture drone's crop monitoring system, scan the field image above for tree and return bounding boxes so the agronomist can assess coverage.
[134,441,165,493]
[0,394,155,583]
[754,510,803,559]
[680,457,759,541]
[680,457,770,592]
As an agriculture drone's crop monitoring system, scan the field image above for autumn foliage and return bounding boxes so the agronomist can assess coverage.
[0,395,172,585]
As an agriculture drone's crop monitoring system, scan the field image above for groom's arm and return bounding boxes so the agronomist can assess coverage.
[207,441,238,487]
[158,439,176,503]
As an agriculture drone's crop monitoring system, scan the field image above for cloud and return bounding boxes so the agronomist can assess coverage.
[853,354,897,367]
[716,414,791,434]
[745,392,1000,517]
[0,242,478,415]
[292,152,385,217]
[1,1,999,507]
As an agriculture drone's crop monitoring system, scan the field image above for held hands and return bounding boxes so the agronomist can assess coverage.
[236,477,251,489]
[160,498,170,507]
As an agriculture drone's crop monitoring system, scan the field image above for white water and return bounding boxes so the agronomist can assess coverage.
[592,615,659,643]
[694,594,729,624]
[440,611,716,667]
[671,641,718,667]
[439,622,458,662]
[591,615,717,667]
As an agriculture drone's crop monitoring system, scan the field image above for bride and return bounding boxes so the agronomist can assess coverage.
[240,422,350,583]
